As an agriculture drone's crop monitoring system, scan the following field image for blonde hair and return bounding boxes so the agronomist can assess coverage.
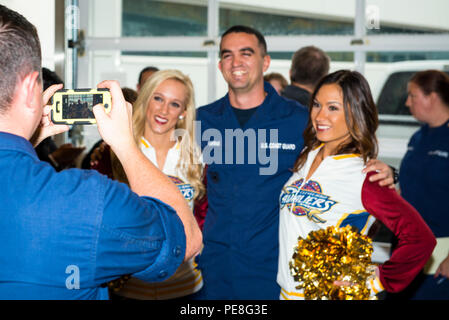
[118,69,205,200]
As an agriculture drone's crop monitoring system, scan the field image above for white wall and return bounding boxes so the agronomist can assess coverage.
[221,0,449,30]
[2,0,56,70]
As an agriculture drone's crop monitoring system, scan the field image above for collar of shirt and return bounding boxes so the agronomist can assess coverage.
[140,136,181,171]
[0,131,38,159]
[222,81,280,128]
[140,136,180,152]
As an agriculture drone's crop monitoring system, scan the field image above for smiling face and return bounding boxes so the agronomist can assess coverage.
[218,32,270,95]
[145,78,187,139]
[311,83,351,153]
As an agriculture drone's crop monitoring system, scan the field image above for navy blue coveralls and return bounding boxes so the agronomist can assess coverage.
[196,82,308,299]
[397,119,449,300]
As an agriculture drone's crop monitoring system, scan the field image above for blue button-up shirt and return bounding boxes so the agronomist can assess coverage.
[0,132,186,299]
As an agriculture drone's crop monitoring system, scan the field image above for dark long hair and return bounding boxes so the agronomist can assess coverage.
[294,70,379,171]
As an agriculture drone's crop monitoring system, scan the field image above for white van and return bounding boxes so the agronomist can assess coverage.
[368,60,449,168]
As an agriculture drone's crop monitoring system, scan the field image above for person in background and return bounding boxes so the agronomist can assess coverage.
[121,87,138,104]
[195,25,394,300]
[277,70,436,300]
[282,46,330,107]
[264,72,288,95]
[137,66,160,93]
[92,70,205,300]
[389,70,449,300]
[0,4,201,299]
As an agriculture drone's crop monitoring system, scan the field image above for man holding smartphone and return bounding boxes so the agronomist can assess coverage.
[0,4,201,299]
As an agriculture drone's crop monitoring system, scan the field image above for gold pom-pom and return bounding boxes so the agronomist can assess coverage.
[289,225,376,300]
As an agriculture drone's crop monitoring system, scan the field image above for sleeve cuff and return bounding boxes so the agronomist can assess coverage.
[367,273,385,297]
[132,197,186,282]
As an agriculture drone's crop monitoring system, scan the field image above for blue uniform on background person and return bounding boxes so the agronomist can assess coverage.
[392,70,449,300]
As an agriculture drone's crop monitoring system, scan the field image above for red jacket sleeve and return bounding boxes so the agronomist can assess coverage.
[90,144,113,179]
[193,165,208,231]
[361,172,436,293]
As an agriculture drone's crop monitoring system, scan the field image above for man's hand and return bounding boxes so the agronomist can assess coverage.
[362,159,395,189]
[31,84,70,146]
[435,254,449,280]
[93,80,135,154]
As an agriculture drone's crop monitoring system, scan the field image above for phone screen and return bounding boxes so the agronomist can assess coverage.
[62,93,103,119]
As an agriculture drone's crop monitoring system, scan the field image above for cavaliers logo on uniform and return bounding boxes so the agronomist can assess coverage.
[280,179,337,223]
[168,175,194,201]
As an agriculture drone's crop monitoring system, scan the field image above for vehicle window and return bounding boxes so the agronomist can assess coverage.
[377,70,449,116]
[377,72,414,116]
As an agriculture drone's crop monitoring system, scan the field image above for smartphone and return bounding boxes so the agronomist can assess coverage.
[51,88,111,125]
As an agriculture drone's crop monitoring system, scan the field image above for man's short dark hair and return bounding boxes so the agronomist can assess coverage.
[0,5,42,112]
[220,25,267,56]
[138,66,159,86]
[290,46,330,88]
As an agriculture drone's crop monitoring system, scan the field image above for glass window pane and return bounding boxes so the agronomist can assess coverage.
[122,0,207,36]
[367,52,449,63]
[369,53,449,116]
[366,0,449,35]
[219,8,354,36]
[123,51,207,58]
[367,28,442,35]
[377,71,414,116]
[269,52,354,62]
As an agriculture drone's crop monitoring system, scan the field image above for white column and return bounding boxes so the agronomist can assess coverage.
[354,0,366,75]
[207,0,220,104]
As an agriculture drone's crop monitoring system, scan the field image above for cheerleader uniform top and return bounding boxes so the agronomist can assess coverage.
[116,137,203,299]
[277,145,436,300]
